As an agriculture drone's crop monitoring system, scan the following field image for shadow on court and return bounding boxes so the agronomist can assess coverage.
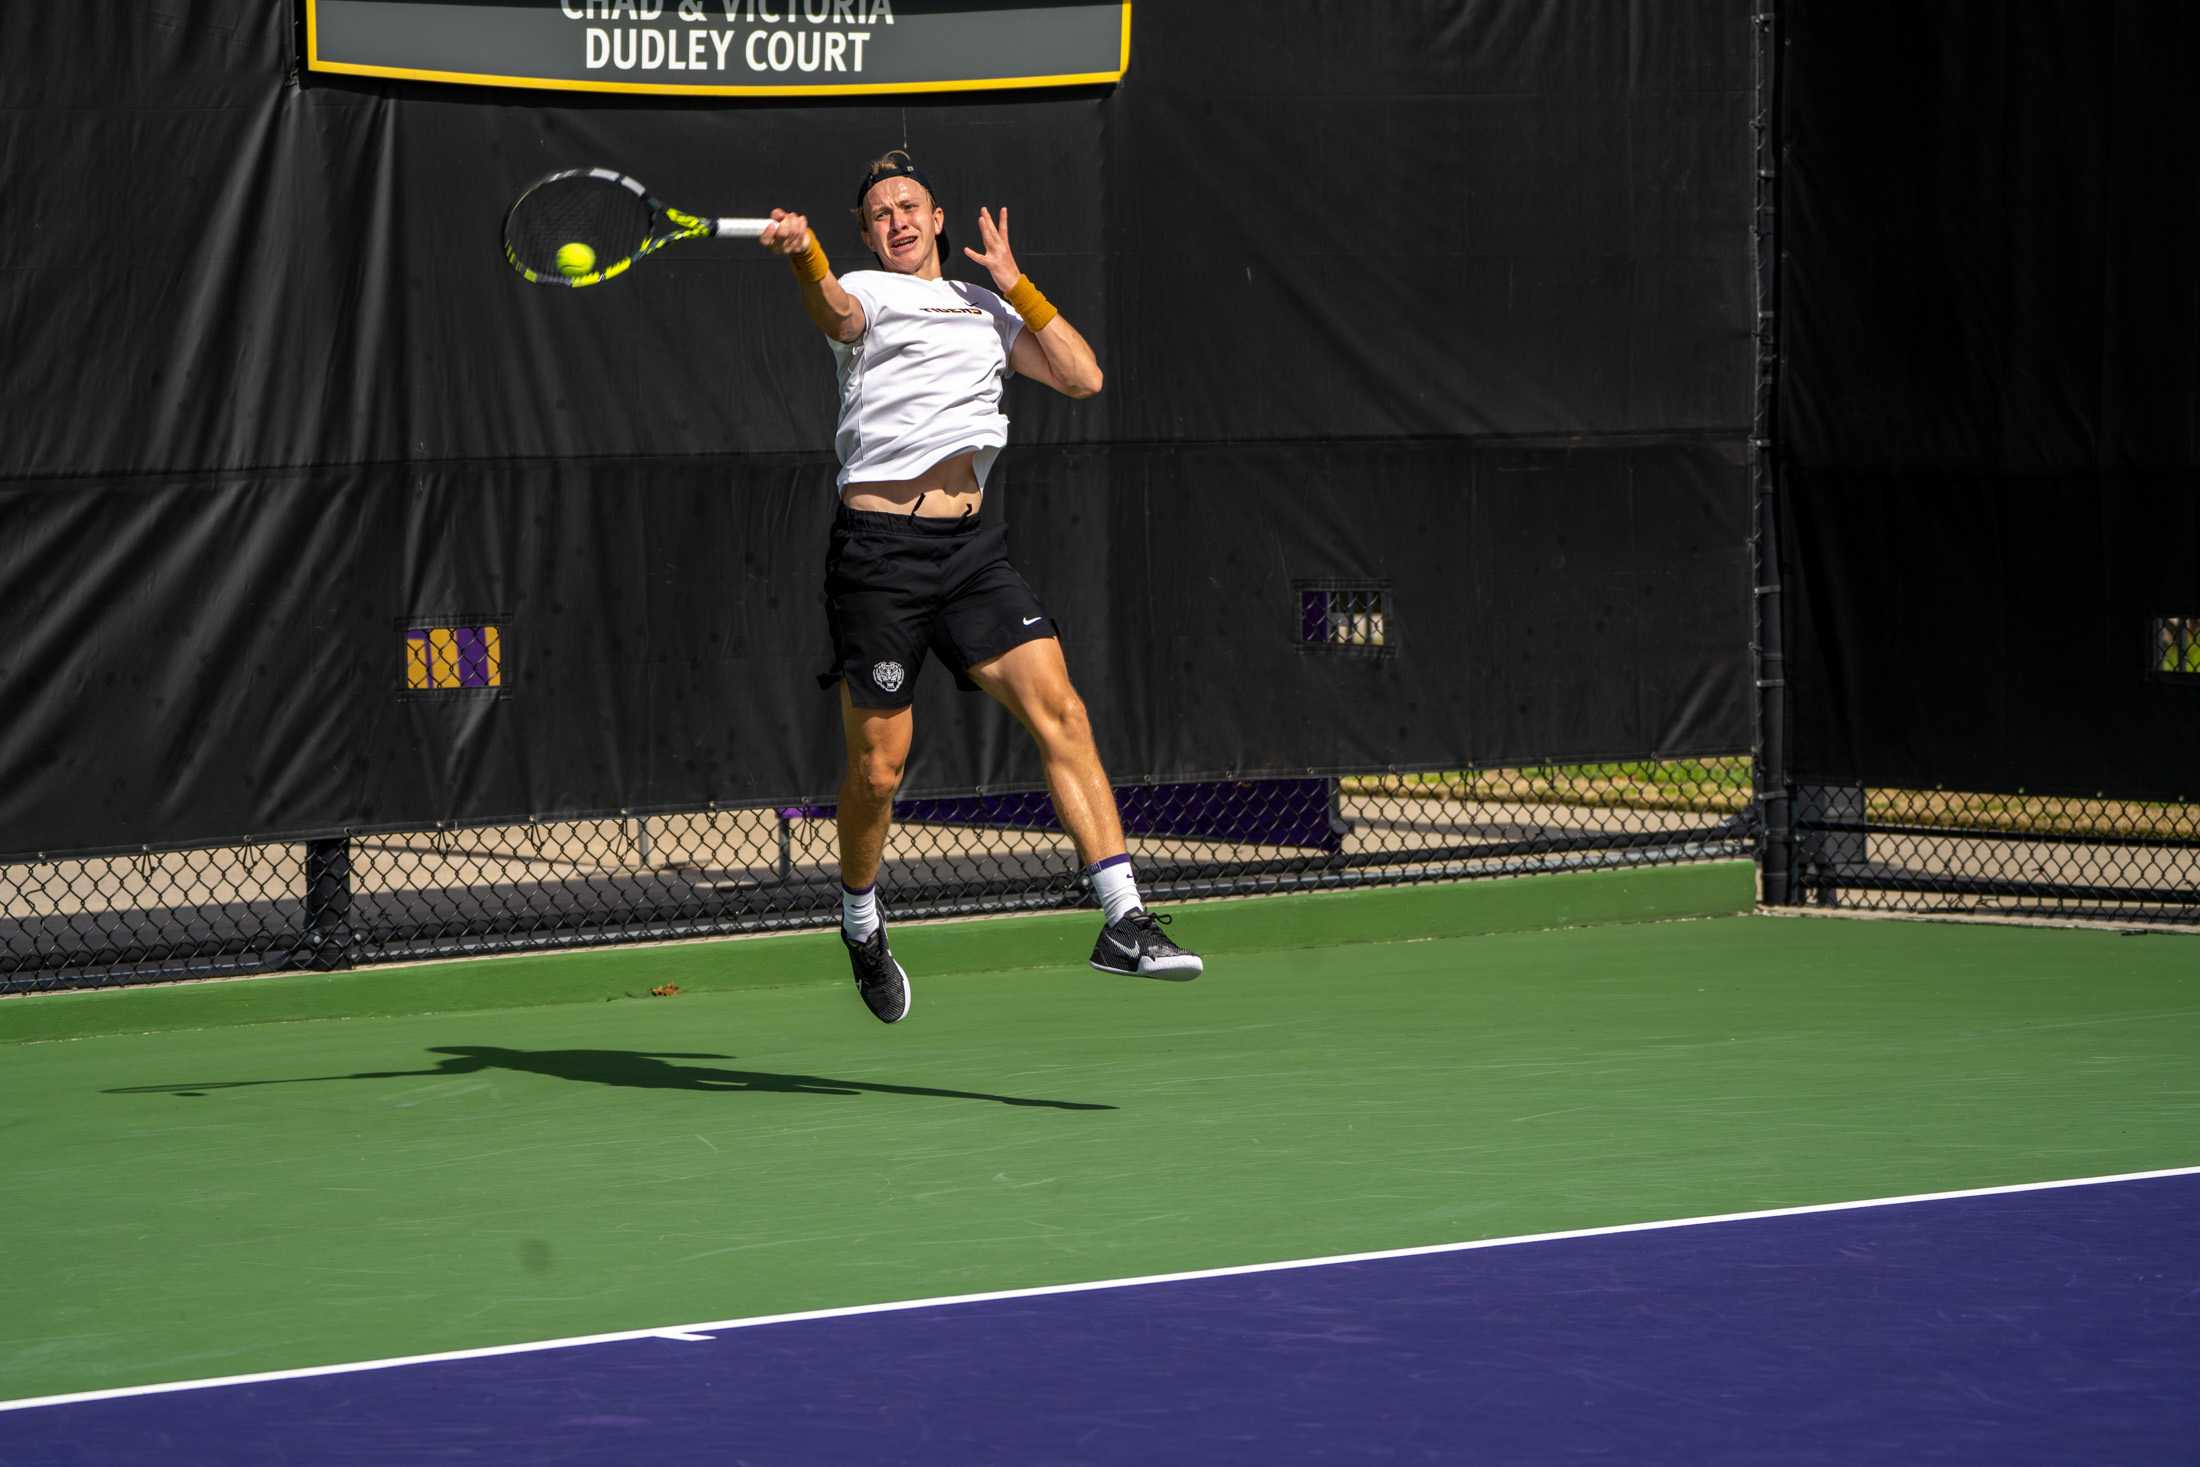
[103,1045,1116,1111]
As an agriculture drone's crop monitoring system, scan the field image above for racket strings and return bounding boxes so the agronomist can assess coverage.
[504,175,658,276]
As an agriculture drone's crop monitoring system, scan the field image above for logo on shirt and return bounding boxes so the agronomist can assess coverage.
[871,660,906,693]
[919,306,988,316]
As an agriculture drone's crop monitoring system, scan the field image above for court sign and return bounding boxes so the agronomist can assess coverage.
[303,0,1131,96]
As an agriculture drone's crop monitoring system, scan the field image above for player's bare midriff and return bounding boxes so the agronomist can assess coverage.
[840,450,983,518]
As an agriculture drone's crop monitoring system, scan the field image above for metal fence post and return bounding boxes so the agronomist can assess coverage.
[1750,0,1796,907]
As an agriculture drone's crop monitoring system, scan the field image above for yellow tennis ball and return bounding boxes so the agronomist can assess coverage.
[555,241,597,277]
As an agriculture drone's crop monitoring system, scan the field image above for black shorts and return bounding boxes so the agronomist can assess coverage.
[818,504,1057,709]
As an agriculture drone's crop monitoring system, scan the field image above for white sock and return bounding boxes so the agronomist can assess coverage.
[1089,855,1141,926]
[841,883,879,941]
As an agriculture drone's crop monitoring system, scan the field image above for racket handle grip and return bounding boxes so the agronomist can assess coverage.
[715,217,772,240]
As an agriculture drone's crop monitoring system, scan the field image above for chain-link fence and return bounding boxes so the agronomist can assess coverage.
[1789,785,2200,926]
[2,759,1754,993]
[17,756,2198,993]
[1773,623,2200,923]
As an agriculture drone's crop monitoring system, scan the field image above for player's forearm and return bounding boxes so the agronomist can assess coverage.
[762,211,864,342]
[1033,316,1103,398]
[1001,274,1102,397]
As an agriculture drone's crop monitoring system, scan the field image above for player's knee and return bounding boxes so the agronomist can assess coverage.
[849,752,905,806]
[1034,689,1092,747]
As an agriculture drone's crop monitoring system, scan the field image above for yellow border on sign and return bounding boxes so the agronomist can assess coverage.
[305,1,1130,97]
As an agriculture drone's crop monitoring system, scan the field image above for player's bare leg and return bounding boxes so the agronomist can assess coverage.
[966,638,1202,978]
[837,684,911,889]
[964,637,1121,863]
[836,684,914,1021]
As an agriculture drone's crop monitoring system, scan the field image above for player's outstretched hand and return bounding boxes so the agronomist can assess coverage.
[964,206,1022,292]
[759,208,813,254]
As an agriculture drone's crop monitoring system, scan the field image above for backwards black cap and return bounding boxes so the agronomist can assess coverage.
[854,150,935,209]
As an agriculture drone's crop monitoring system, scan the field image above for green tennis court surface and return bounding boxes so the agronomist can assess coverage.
[5,862,2195,1406]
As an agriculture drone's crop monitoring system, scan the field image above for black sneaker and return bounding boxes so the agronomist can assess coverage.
[842,924,911,1023]
[1089,909,1203,980]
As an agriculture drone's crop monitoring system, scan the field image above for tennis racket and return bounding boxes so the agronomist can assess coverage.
[501,168,773,288]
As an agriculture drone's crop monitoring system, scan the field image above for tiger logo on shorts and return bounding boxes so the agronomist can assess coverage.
[871,660,905,693]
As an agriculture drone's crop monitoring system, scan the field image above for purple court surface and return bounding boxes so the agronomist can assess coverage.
[7,1171,2196,1465]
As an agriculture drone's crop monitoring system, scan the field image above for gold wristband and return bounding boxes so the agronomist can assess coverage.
[1005,274,1058,333]
[788,234,830,284]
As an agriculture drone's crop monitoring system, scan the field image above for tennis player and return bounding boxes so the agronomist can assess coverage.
[758,150,1202,1023]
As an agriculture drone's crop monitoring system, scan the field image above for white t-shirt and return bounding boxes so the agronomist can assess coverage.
[829,270,1023,490]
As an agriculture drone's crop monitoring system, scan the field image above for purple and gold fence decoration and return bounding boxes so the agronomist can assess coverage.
[405,625,502,691]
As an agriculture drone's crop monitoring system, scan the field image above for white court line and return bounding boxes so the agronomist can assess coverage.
[5,1162,2195,1414]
